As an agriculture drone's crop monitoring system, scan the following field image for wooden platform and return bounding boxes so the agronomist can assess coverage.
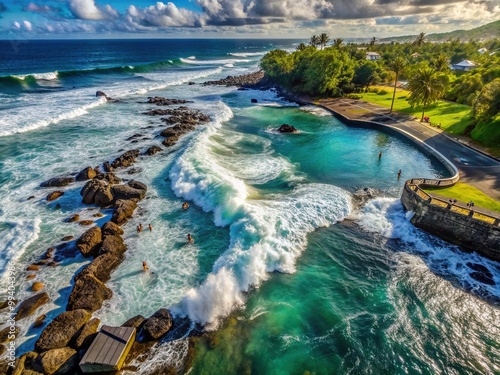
[79,325,136,373]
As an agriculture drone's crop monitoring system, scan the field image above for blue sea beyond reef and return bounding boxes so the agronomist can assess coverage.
[0,39,498,374]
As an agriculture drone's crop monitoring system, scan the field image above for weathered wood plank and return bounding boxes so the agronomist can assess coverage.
[79,325,136,373]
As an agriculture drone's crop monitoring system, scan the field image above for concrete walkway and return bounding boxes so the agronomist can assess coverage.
[314,98,500,201]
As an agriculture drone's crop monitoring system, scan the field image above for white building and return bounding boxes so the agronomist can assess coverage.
[451,60,478,71]
[366,52,381,61]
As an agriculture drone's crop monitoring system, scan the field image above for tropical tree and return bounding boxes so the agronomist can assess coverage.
[296,43,307,51]
[413,32,426,47]
[309,35,320,48]
[431,53,450,72]
[388,56,407,112]
[472,78,500,121]
[333,38,344,49]
[407,66,447,121]
[369,37,376,49]
[319,33,330,50]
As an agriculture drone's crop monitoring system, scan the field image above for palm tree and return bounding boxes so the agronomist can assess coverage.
[389,57,407,113]
[432,54,449,72]
[319,33,330,50]
[369,37,376,50]
[309,35,320,48]
[407,66,447,121]
[296,43,307,51]
[412,32,426,47]
[333,38,344,49]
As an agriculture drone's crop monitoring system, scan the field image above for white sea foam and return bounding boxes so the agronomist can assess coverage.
[0,219,40,281]
[13,71,59,81]
[357,197,500,297]
[300,105,332,117]
[229,52,266,57]
[168,108,352,327]
[180,57,252,65]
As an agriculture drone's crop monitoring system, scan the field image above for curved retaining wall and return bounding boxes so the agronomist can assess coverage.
[321,104,500,261]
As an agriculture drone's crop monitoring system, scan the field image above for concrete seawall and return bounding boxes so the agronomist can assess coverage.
[314,101,500,261]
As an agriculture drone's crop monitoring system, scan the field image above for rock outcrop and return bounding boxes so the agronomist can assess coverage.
[110,149,140,169]
[203,71,264,87]
[16,292,49,321]
[35,309,91,352]
[112,199,137,225]
[121,315,146,329]
[74,318,100,350]
[75,167,96,181]
[143,308,172,340]
[40,177,74,188]
[111,182,147,201]
[101,221,124,236]
[147,97,193,106]
[46,191,64,202]
[144,145,162,156]
[67,273,112,312]
[80,179,113,206]
[33,347,79,375]
[278,124,298,133]
[76,226,102,257]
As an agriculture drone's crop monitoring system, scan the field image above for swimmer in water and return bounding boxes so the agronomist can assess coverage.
[142,261,149,271]
[182,201,189,210]
[187,233,194,243]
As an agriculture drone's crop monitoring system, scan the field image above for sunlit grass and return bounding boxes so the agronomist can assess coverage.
[358,86,473,135]
[424,183,500,213]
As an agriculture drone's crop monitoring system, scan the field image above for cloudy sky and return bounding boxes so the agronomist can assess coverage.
[0,0,498,39]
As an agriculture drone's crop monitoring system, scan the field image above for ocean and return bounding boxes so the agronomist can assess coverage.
[0,39,498,374]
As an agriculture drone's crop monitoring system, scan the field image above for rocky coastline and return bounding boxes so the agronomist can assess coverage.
[1,93,213,375]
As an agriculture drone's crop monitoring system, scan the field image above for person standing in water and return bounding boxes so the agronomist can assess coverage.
[397,169,402,180]
[378,151,382,160]
[182,201,189,210]
[142,261,149,271]
[187,233,194,243]
[148,223,152,232]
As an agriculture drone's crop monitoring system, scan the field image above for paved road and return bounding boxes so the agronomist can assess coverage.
[315,98,500,200]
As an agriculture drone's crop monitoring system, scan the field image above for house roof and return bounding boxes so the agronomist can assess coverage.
[454,60,477,67]
[366,52,380,56]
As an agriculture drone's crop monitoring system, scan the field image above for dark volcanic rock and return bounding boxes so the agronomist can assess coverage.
[75,167,96,181]
[76,226,102,257]
[103,162,113,172]
[98,235,127,257]
[111,149,140,169]
[147,97,193,106]
[47,191,64,202]
[112,199,138,225]
[278,124,298,133]
[121,315,146,329]
[143,308,172,340]
[467,262,495,285]
[101,221,124,236]
[67,273,112,312]
[203,71,265,87]
[35,309,91,351]
[127,167,142,175]
[16,292,49,321]
[144,145,163,155]
[251,98,258,103]
[94,172,121,185]
[40,177,75,188]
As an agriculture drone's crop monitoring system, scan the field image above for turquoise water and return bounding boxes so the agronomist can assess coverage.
[0,40,499,374]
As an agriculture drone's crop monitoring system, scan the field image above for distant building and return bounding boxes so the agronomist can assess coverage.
[478,48,488,54]
[451,60,478,71]
[366,52,381,61]
[410,52,420,58]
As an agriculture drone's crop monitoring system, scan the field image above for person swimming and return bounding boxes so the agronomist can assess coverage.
[142,261,149,271]
[187,233,194,243]
[182,201,190,210]
[148,223,152,232]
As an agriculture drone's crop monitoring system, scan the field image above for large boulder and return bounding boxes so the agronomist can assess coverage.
[74,318,100,350]
[40,177,74,188]
[278,124,297,133]
[66,273,112,312]
[76,252,124,283]
[110,149,140,169]
[111,184,147,201]
[143,308,172,340]
[99,235,127,257]
[0,326,19,344]
[75,167,96,181]
[76,226,102,257]
[16,292,49,321]
[111,199,137,225]
[94,172,121,185]
[35,309,91,352]
[121,315,145,329]
[33,347,79,375]
[80,179,113,206]
[13,351,38,375]
[144,145,162,156]
[47,191,64,202]
[101,221,124,236]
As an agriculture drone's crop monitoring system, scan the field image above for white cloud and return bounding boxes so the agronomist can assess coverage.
[126,2,201,27]
[23,20,33,30]
[68,0,118,20]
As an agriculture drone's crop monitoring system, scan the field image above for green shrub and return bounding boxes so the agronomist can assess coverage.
[377,89,389,95]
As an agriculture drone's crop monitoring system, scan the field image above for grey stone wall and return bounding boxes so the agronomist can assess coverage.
[401,184,500,261]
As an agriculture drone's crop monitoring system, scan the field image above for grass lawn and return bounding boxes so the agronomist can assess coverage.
[358,86,473,135]
[423,183,500,213]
